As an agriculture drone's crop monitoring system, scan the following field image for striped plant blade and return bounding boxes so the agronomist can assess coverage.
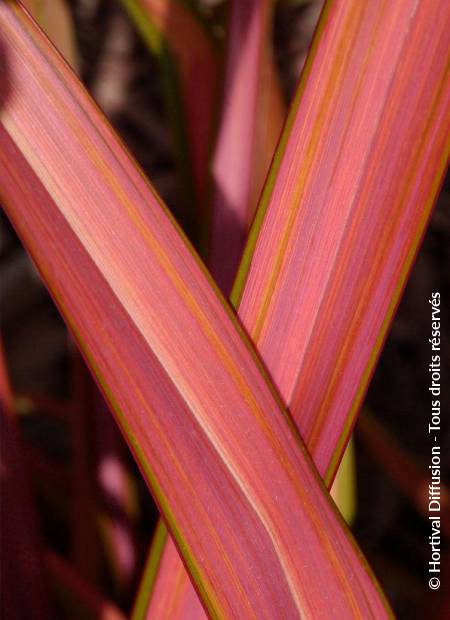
[137,2,287,614]
[132,522,203,620]
[20,3,135,589]
[0,342,53,619]
[0,4,390,618]
[136,453,352,619]
[209,0,285,294]
[121,0,219,242]
[233,0,450,482]
[131,521,169,620]
[139,0,450,616]
[136,537,204,620]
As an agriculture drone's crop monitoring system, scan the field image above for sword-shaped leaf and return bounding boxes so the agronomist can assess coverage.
[0,3,390,617]
[233,0,450,482]
[143,0,450,616]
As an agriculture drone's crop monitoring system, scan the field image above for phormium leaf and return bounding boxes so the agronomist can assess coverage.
[0,3,390,618]
[143,0,450,616]
[233,0,450,483]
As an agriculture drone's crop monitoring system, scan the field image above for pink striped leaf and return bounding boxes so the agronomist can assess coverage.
[142,0,450,616]
[138,1,288,614]
[18,4,133,590]
[0,3,390,618]
[234,0,450,482]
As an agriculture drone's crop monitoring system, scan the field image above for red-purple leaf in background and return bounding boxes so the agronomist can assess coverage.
[209,0,284,294]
